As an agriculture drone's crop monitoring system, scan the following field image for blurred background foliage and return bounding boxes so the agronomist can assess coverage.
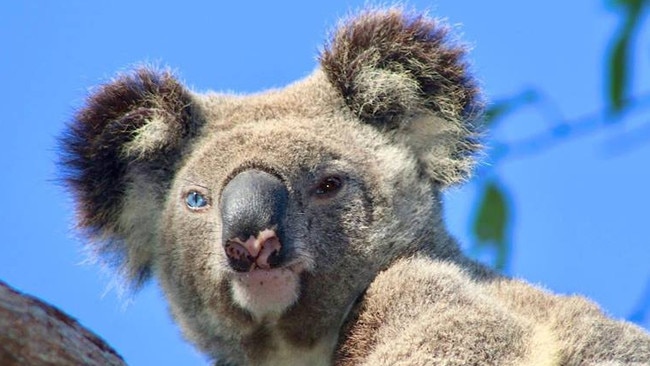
[469,0,649,324]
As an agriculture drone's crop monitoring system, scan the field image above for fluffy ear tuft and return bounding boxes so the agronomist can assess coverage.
[320,9,483,185]
[60,68,197,286]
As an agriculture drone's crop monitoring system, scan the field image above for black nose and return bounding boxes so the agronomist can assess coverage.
[220,169,288,271]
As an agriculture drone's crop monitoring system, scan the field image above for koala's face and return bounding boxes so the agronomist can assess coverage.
[62,9,482,364]
[164,118,378,305]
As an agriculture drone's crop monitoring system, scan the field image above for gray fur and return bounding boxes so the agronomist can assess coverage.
[62,8,650,366]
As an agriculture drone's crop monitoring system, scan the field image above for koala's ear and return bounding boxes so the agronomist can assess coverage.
[320,9,483,186]
[61,68,198,287]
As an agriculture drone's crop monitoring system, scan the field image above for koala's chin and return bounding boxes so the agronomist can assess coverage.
[229,266,302,320]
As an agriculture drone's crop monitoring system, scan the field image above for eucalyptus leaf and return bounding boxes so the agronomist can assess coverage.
[471,181,511,270]
[605,0,647,115]
[608,26,631,113]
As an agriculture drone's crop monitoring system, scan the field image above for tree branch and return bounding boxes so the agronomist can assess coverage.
[488,92,650,164]
[0,280,126,366]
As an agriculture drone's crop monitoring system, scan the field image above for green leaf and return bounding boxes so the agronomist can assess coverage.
[608,30,630,113]
[605,0,647,115]
[471,181,511,270]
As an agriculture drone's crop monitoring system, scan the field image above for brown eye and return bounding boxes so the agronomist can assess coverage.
[313,176,343,198]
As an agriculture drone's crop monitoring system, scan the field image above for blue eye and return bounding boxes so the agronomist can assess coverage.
[186,191,208,209]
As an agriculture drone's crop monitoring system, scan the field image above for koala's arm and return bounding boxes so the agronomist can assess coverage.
[336,257,650,366]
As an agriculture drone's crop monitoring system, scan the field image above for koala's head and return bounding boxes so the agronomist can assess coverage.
[62,9,481,363]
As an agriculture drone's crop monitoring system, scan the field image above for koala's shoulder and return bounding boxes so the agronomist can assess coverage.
[338,257,650,365]
[336,257,534,365]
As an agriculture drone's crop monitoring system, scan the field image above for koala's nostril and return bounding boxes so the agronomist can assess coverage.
[256,235,282,269]
[225,241,255,272]
[224,230,283,271]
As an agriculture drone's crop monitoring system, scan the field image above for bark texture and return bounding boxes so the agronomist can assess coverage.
[0,280,126,366]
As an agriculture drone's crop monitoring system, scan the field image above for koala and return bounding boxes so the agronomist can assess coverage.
[61,8,650,366]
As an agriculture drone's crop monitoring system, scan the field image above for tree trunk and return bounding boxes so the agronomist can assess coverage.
[0,280,126,366]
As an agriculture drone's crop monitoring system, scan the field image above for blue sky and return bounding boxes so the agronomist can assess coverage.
[1,1,648,365]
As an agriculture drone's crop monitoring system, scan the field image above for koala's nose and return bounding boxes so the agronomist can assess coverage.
[220,169,288,272]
